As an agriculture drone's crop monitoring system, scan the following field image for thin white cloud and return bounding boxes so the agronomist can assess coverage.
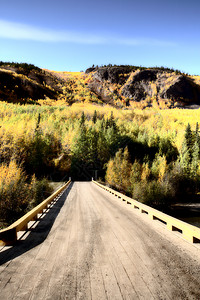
[115,37,176,47]
[0,20,106,44]
[0,19,176,47]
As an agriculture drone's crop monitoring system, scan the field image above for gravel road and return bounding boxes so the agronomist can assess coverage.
[0,181,200,299]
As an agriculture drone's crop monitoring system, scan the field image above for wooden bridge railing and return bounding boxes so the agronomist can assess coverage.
[93,180,200,244]
[0,180,71,246]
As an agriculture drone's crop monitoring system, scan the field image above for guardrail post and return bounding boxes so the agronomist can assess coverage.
[148,213,154,220]
[167,223,173,231]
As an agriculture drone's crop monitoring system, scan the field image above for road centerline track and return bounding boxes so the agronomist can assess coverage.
[0,182,200,299]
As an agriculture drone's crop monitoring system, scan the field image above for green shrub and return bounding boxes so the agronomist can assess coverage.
[132,180,172,209]
[30,176,53,207]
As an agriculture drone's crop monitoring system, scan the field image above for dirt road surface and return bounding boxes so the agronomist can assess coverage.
[0,182,200,299]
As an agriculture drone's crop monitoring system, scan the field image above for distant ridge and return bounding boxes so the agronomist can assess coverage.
[0,62,200,109]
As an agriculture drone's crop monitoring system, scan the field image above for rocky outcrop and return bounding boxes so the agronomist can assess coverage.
[87,66,200,107]
[86,66,136,84]
[160,75,200,103]
[121,70,158,101]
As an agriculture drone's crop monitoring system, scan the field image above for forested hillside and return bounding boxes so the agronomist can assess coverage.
[1,101,200,227]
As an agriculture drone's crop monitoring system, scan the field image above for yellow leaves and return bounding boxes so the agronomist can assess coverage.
[0,160,24,188]
[141,163,151,181]
[105,148,132,192]
[158,158,167,182]
[151,155,167,182]
[105,159,115,186]
[0,101,200,153]
[47,71,99,105]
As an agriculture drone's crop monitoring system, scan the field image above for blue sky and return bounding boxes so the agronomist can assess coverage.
[0,0,200,74]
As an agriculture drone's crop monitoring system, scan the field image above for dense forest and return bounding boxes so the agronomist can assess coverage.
[1,101,200,227]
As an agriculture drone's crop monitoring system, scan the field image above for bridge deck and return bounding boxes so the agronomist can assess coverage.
[0,182,200,299]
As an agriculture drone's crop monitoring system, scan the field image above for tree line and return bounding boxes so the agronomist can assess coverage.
[0,102,200,227]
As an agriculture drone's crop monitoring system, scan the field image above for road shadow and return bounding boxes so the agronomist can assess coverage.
[0,182,73,266]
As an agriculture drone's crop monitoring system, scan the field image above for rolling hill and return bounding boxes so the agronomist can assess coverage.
[0,62,200,108]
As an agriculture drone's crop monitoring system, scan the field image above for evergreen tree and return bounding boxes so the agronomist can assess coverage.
[35,113,41,133]
[100,117,105,131]
[92,110,97,124]
[80,111,86,126]
[105,118,110,129]
[180,123,195,175]
[109,111,117,132]
[72,125,88,160]
[191,139,199,176]
[180,138,191,175]
[87,128,98,164]
[184,123,193,161]
[71,124,89,180]
[97,133,110,164]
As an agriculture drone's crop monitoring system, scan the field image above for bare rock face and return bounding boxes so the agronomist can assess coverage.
[129,69,158,82]
[121,70,158,101]
[87,66,136,84]
[161,75,200,103]
[87,66,200,106]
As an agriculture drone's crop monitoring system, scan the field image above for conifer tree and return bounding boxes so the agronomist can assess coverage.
[100,117,105,131]
[179,123,194,175]
[180,137,191,175]
[97,133,110,164]
[80,111,85,126]
[92,110,97,124]
[87,127,98,164]
[191,139,199,176]
[184,123,193,161]
[109,111,117,132]
[72,124,88,160]
[105,118,110,129]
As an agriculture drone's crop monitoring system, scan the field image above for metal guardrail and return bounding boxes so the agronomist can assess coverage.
[0,180,71,246]
[93,180,200,244]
